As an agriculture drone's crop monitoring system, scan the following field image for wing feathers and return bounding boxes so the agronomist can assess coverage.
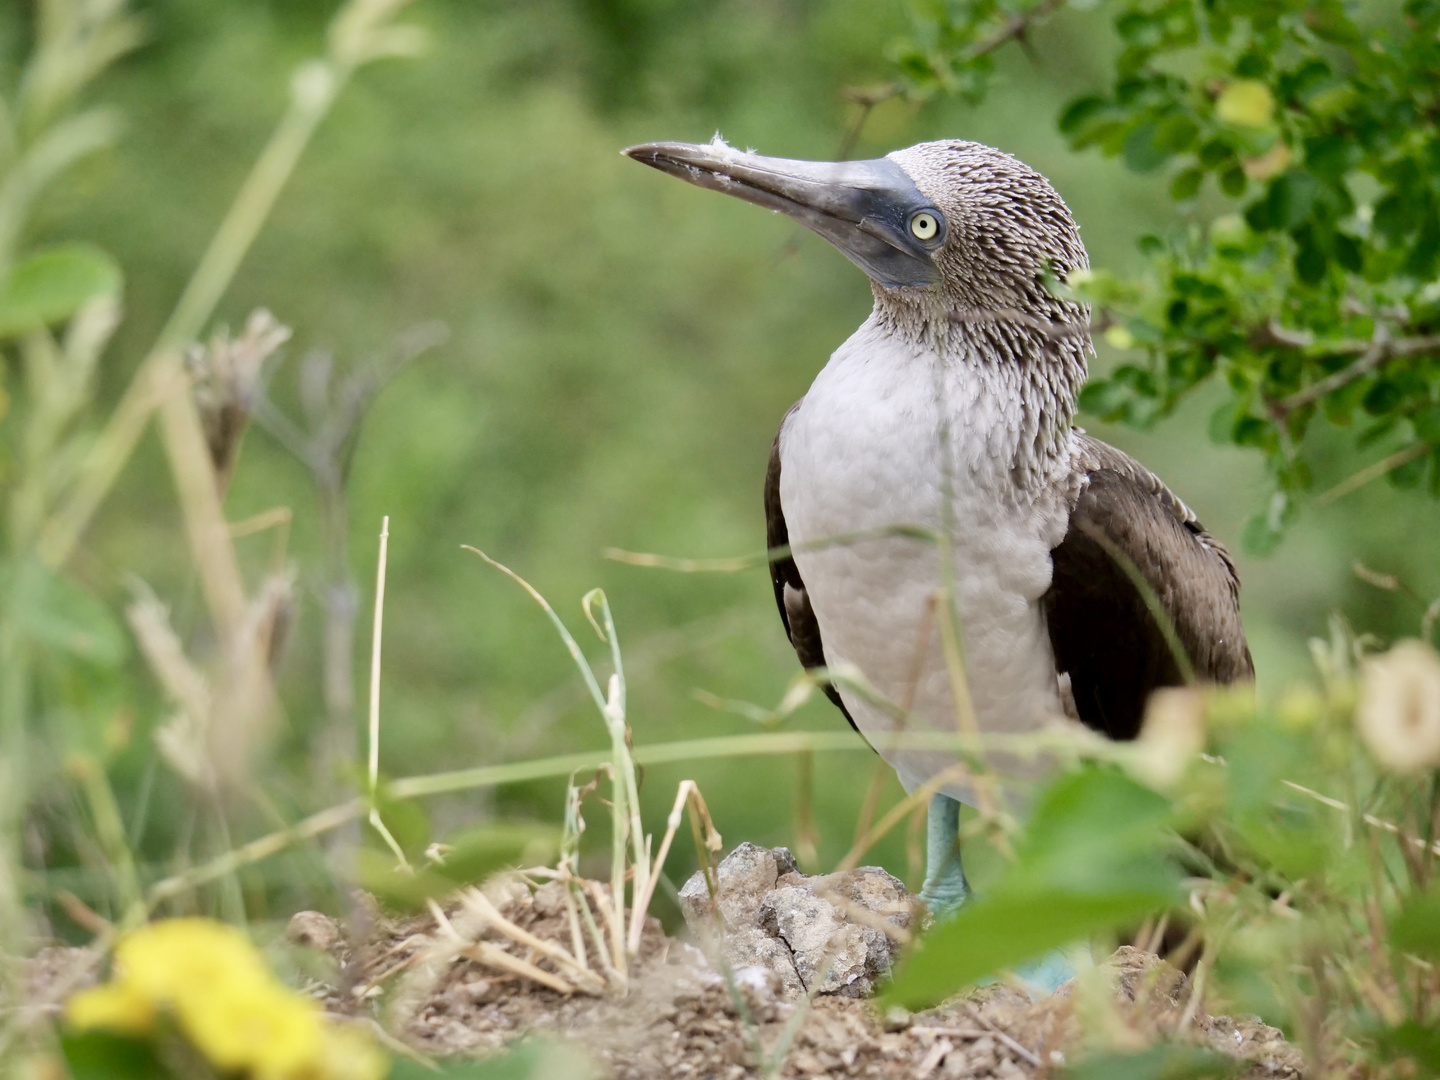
[766,402,857,729]
[1044,435,1252,741]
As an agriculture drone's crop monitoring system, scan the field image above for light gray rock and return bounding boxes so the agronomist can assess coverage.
[677,841,797,931]
[724,927,804,996]
[679,845,912,1000]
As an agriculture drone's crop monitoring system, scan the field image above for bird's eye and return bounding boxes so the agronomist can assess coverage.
[909,211,940,241]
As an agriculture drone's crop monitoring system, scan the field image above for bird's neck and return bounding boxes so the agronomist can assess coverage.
[866,286,1091,492]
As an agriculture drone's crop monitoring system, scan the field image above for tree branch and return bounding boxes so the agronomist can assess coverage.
[971,0,1067,63]
[1269,329,1440,415]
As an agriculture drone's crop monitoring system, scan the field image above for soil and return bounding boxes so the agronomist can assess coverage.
[274,848,1305,1079]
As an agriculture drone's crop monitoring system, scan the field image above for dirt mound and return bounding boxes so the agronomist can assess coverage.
[283,846,1303,1078]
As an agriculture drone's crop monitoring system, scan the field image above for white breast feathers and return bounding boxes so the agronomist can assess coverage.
[778,315,1077,804]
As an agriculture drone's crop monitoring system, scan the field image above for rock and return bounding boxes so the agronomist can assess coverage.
[678,842,796,931]
[679,846,912,1000]
[287,910,343,951]
[724,927,804,996]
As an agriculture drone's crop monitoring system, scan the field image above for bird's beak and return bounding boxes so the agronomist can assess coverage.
[623,141,944,289]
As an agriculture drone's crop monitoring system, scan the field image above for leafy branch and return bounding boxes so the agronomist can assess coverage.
[891,0,1440,549]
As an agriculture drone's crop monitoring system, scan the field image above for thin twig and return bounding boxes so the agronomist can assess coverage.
[1284,780,1440,856]
[968,0,1066,62]
[629,780,698,954]
[1314,442,1430,507]
[1272,331,1440,415]
[962,1004,1041,1067]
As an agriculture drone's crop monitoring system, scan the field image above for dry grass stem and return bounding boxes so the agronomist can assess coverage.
[459,889,605,994]
[627,780,720,955]
[456,942,575,995]
[366,515,409,869]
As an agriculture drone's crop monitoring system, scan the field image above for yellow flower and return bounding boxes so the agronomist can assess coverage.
[65,982,155,1035]
[1216,80,1275,127]
[1357,640,1440,773]
[116,917,273,1004]
[64,917,391,1080]
[319,1024,391,1080]
[177,981,326,1080]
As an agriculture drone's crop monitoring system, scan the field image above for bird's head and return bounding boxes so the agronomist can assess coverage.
[624,137,1089,334]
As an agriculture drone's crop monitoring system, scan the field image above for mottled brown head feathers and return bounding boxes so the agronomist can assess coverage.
[889,140,1089,322]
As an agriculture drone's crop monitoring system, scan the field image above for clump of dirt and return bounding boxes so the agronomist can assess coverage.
[285,845,1303,1079]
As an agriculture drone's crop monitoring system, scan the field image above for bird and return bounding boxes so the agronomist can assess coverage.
[623,136,1253,917]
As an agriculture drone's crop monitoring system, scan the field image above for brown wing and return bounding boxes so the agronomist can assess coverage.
[766,402,857,731]
[1043,435,1253,741]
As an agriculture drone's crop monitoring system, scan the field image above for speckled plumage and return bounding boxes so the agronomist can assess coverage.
[761,140,1251,803]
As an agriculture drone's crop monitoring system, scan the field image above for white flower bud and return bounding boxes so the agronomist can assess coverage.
[1356,640,1440,774]
[1132,686,1207,790]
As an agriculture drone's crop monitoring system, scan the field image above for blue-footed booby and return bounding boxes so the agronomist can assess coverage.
[623,137,1253,915]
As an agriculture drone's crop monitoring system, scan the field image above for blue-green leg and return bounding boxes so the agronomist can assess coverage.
[919,793,969,917]
[917,791,1075,993]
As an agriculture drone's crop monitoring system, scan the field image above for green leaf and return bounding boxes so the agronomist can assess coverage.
[1390,449,1429,490]
[1242,512,1283,555]
[0,243,122,338]
[435,822,560,884]
[1078,379,1133,420]
[1059,95,1110,136]
[358,820,558,911]
[2,560,126,667]
[1064,1045,1244,1080]
[883,890,1169,1009]
[884,768,1179,1009]
[1293,226,1327,284]
[61,1033,166,1080]
[1391,892,1440,961]
[1413,406,1440,445]
[1266,171,1319,230]
[1216,80,1275,128]
[1171,168,1203,200]
[1198,139,1231,168]
[1005,767,1179,897]
[1123,123,1172,173]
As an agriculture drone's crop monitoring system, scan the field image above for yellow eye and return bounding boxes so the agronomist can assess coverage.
[910,211,939,241]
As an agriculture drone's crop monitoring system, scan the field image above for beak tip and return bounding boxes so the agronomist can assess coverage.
[622,142,672,166]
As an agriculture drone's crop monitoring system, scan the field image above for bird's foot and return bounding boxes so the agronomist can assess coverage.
[918,864,970,921]
[1010,948,1078,997]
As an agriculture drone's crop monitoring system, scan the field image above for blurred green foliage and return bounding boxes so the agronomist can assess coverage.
[883,630,1440,1077]
[899,0,1440,554]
